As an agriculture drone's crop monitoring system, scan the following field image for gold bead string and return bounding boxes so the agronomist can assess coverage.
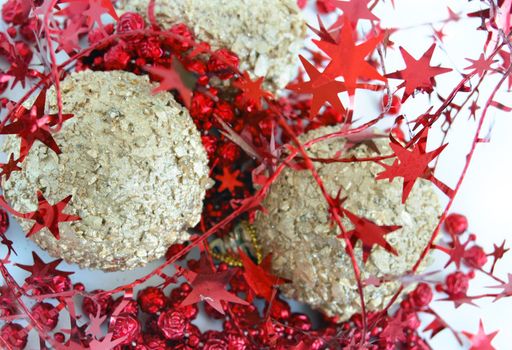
[208,221,262,267]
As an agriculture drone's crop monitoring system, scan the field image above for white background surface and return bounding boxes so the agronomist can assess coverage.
[1,0,511,349]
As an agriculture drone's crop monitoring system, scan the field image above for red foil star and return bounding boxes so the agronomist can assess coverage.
[462,320,498,350]
[340,209,401,263]
[287,55,346,118]
[386,44,452,102]
[180,255,248,314]
[0,89,74,161]
[313,18,385,96]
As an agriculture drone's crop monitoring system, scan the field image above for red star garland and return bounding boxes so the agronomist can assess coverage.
[328,0,379,24]
[462,320,498,350]
[238,250,287,302]
[52,20,88,54]
[0,153,22,181]
[0,190,80,240]
[232,72,273,110]
[287,55,346,118]
[313,18,385,96]
[489,240,509,273]
[464,53,498,77]
[145,64,192,108]
[340,209,401,263]
[16,251,73,281]
[0,89,74,161]
[489,273,512,301]
[179,255,248,314]
[381,311,407,343]
[386,44,452,102]
[62,0,118,29]
[215,166,244,194]
[376,128,447,203]
[434,235,470,269]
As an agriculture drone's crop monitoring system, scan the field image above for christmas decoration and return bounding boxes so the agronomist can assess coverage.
[0,0,511,349]
[254,126,441,318]
[118,0,307,90]
[1,70,210,270]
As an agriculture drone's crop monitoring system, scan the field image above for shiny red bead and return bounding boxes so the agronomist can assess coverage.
[444,213,468,235]
[138,287,166,314]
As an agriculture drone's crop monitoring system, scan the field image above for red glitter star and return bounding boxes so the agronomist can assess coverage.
[328,0,379,24]
[145,64,192,108]
[464,53,497,77]
[489,273,512,301]
[462,320,498,350]
[180,255,248,314]
[313,18,385,96]
[233,72,272,110]
[239,250,287,302]
[215,166,244,194]
[376,128,447,203]
[287,55,346,118]
[489,240,508,273]
[340,209,400,263]
[19,191,81,240]
[0,89,74,161]
[16,251,73,281]
[386,44,452,102]
[0,154,21,181]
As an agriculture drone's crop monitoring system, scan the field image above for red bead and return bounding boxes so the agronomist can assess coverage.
[207,48,239,80]
[112,314,140,345]
[137,287,166,314]
[167,23,195,52]
[158,310,187,340]
[82,290,113,317]
[411,283,433,308]
[444,213,468,235]
[2,0,31,25]
[32,302,59,330]
[445,271,469,296]
[0,209,9,235]
[165,243,187,261]
[464,245,488,268]
[104,41,131,70]
[0,323,27,350]
[117,12,145,33]
[382,94,402,114]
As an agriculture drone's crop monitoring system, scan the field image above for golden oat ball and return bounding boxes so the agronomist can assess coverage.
[1,70,211,271]
[119,0,307,91]
[253,126,441,319]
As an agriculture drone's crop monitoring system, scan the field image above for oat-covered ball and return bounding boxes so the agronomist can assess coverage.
[254,126,441,319]
[119,0,306,91]
[2,71,210,271]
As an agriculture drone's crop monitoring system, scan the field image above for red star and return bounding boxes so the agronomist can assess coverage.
[423,316,447,337]
[489,240,508,273]
[232,72,273,110]
[386,44,452,102]
[381,311,407,342]
[469,100,481,120]
[462,320,498,350]
[376,128,447,203]
[489,273,512,301]
[145,64,192,108]
[287,55,346,118]
[434,235,470,269]
[72,0,119,28]
[16,191,81,240]
[180,255,248,314]
[215,166,244,194]
[16,251,73,281]
[464,53,497,77]
[0,153,21,181]
[0,89,74,161]
[328,0,379,24]
[340,209,400,263]
[313,18,385,96]
[239,250,287,302]
[53,20,88,54]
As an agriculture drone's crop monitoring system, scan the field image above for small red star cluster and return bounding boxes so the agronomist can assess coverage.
[0,0,510,349]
